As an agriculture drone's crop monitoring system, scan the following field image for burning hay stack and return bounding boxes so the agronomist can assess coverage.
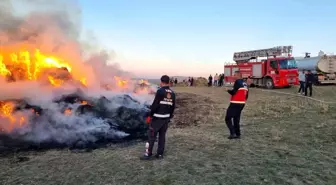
[0,0,152,152]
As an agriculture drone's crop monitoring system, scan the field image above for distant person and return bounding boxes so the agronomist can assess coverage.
[170,78,174,86]
[190,77,194,86]
[305,70,314,97]
[219,74,224,87]
[298,70,306,95]
[214,73,218,86]
[188,77,191,86]
[225,71,248,139]
[208,75,213,87]
[174,78,178,85]
[141,75,176,160]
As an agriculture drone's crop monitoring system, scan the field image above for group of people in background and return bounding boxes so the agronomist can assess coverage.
[170,77,194,86]
[298,70,315,96]
[208,73,225,87]
[187,77,194,86]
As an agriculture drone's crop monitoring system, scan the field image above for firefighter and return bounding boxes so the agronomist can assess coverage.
[140,75,176,160]
[225,70,248,139]
[305,70,314,97]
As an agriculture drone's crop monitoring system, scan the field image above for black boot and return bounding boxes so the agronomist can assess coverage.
[228,134,240,139]
[228,134,236,139]
[140,154,152,160]
[155,154,164,159]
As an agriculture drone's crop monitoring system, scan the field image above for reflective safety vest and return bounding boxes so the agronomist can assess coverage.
[230,87,248,104]
[152,87,175,118]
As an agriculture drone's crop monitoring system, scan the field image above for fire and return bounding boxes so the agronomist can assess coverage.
[0,56,11,76]
[81,100,88,105]
[114,76,128,88]
[48,75,64,86]
[80,78,87,86]
[0,101,16,123]
[138,79,149,85]
[0,101,27,131]
[64,108,72,116]
[0,49,88,87]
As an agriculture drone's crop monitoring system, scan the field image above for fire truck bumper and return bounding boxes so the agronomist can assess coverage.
[274,78,298,87]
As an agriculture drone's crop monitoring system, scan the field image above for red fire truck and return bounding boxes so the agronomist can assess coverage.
[224,46,299,89]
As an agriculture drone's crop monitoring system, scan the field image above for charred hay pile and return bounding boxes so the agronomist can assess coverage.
[0,89,151,152]
[0,92,217,153]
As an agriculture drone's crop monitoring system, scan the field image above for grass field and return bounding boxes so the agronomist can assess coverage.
[1,86,335,185]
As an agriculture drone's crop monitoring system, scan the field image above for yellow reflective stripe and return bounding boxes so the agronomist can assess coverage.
[230,101,246,104]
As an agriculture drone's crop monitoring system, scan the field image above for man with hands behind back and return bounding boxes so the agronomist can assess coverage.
[140,75,176,160]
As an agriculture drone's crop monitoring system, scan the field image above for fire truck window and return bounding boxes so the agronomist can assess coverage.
[270,61,278,69]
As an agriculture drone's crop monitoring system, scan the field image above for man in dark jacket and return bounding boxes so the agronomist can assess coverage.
[225,71,248,139]
[208,75,213,87]
[140,75,176,160]
[219,74,224,87]
[305,70,314,97]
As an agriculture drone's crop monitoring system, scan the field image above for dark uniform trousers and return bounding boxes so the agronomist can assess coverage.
[147,118,170,156]
[225,103,245,136]
[304,82,313,96]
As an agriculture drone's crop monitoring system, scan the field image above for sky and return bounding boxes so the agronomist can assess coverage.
[78,0,336,78]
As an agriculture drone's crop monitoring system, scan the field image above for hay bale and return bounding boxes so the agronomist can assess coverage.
[194,77,208,86]
[175,77,208,87]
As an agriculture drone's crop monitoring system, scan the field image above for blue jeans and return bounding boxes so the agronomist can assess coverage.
[298,81,305,93]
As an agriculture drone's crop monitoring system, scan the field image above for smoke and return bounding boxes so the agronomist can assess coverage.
[0,0,153,150]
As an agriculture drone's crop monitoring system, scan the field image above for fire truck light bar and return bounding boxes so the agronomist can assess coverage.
[233,46,293,61]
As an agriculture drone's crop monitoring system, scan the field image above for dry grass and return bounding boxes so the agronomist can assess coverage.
[1,86,335,185]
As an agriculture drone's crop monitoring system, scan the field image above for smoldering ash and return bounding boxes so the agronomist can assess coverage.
[0,0,153,151]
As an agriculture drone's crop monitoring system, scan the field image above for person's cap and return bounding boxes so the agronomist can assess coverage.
[160,75,170,83]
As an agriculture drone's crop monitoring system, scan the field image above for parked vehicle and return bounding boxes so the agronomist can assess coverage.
[296,52,336,85]
[224,46,299,89]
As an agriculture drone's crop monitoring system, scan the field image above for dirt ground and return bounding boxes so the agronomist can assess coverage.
[0,86,335,185]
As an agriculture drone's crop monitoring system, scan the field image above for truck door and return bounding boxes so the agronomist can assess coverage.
[269,60,278,74]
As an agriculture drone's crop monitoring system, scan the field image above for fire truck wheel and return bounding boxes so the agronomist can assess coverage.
[265,78,274,89]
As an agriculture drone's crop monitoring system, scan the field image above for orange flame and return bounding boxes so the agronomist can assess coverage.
[0,49,87,87]
[81,100,87,105]
[114,76,128,88]
[80,78,87,86]
[48,75,64,86]
[0,101,27,131]
[64,108,72,116]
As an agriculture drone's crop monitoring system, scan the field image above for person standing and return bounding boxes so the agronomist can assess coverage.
[140,75,176,160]
[190,77,194,86]
[225,71,248,139]
[208,75,213,87]
[298,70,306,95]
[214,73,218,86]
[305,70,314,97]
[219,73,224,86]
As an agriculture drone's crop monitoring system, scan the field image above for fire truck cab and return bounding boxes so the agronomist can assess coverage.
[224,46,299,89]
